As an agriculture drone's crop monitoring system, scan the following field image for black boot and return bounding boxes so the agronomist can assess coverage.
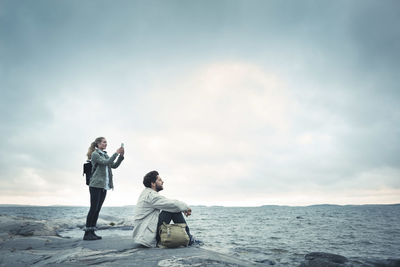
[92,231,102,239]
[83,230,97,241]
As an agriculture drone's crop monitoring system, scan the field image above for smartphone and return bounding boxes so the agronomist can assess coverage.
[121,143,124,148]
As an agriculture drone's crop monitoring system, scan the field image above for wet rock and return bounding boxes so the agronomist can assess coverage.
[299,252,351,267]
[0,215,58,237]
[255,258,276,265]
[363,258,400,267]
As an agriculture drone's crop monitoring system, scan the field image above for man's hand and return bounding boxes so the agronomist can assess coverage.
[184,208,192,217]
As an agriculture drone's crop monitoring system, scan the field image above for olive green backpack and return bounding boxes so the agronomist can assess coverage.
[158,222,190,248]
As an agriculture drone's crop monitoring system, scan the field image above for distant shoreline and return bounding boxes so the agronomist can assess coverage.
[1,203,399,208]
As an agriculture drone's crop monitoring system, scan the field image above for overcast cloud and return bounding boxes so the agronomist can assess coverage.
[0,0,399,206]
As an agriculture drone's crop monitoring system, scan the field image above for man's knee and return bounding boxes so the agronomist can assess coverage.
[159,210,175,221]
[160,211,180,216]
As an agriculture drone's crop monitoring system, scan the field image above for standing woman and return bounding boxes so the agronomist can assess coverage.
[84,137,125,240]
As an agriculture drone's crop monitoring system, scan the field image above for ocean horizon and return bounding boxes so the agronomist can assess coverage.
[1,203,399,208]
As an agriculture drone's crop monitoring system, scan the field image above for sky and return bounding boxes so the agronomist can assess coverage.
[1,0,399,207]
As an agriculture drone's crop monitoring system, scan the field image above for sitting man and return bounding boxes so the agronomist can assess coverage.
[132,170,200,247]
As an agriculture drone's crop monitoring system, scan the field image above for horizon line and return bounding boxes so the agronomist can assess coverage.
[0,203,399,208]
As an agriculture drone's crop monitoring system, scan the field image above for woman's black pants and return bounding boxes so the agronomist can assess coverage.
[156,211,192,243]
[85,187,107,228]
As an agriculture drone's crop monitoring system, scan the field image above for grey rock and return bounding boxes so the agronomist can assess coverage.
[0,215,59,237]
[0,215,260,266]
[299,252,400,267]
[0,236,259,266]
[363,258,400,267]
[255,258,276,265]
[299,252,351,267]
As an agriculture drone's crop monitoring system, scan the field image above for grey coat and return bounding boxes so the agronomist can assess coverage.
[89,149,124,189]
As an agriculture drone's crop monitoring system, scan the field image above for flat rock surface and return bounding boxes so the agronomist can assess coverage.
[0,215,261,266]
[0,235,259,266]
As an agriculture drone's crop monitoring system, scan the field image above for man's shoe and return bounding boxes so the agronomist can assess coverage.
[188,236,204,246]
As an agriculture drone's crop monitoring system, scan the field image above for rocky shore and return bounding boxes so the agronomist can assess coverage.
[0,235,258,266]
[0,215,258,266]
[1,215,399,266]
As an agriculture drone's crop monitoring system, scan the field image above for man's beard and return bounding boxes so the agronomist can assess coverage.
[155,184,163,192]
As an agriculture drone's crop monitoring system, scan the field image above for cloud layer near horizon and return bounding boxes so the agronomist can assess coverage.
[1,0,399,206]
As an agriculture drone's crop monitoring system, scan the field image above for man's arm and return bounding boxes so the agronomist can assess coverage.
[149,192,189,213]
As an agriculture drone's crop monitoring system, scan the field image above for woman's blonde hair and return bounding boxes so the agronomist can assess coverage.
[87,137,105,160]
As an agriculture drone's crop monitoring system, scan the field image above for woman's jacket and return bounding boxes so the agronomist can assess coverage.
[89,149,124,189]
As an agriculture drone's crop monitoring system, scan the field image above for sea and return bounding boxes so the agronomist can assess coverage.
[0,204,399,266]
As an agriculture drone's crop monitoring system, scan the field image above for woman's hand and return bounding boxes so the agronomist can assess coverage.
[116,147,124,155]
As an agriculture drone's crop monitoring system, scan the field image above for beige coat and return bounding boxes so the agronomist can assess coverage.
[132,188,189,247]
